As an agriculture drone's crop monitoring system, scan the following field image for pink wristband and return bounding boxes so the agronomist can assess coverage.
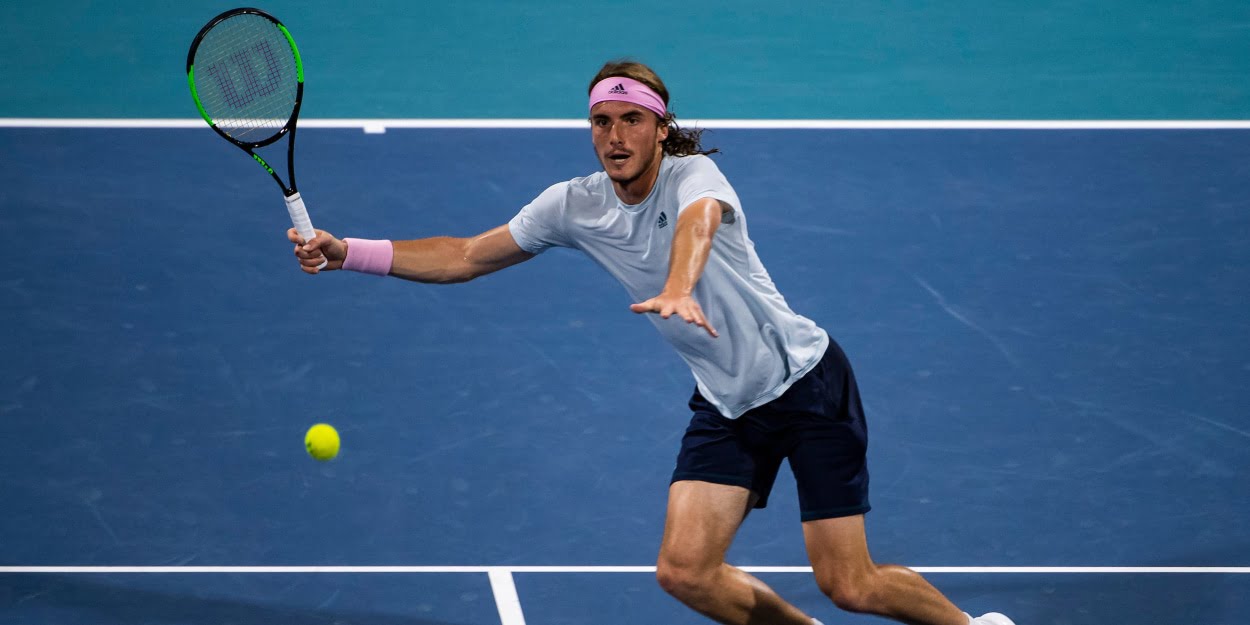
[342,238,394,276]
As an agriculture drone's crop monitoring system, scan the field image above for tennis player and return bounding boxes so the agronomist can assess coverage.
[290,61,1015,625]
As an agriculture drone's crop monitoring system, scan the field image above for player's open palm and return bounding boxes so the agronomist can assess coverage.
[288,228,347,274]
[631,292,719,338]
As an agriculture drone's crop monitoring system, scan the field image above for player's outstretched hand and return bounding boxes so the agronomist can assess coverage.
[288,228,347,274]
[630,292,719,338]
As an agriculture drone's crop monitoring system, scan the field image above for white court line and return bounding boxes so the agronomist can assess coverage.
[488,568,527,625]
[2,118,1250,130]
[1,565,1247,574]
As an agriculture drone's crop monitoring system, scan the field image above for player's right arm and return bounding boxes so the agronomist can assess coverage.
[289,224,534,283]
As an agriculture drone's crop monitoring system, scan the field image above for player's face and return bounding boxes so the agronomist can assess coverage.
[590,101,669,198]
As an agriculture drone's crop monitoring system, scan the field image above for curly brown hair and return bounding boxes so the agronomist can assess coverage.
[588,60,718,157]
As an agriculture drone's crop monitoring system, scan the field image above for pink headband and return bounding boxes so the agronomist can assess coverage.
[589,77,667,118]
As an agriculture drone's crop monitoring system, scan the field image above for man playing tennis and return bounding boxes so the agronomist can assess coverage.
[290,61,1014,625]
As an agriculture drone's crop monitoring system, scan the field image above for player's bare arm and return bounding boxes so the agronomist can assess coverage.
[391,225,534,283]
[289,224,534,282]
[629,197,725,337]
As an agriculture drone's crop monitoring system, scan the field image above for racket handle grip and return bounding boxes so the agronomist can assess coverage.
[285,192,327,270]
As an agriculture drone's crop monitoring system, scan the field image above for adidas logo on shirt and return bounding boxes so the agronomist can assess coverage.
[607,83,628,94]
[657,211,669,228]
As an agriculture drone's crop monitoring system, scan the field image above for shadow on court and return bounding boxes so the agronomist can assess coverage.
[0,574,471,625]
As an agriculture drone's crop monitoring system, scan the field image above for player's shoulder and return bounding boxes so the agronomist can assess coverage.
[664,153,722,177]
[560,171,613,204]
[566,170,608,188]
[534,172,599,199]
[670,153,717,166]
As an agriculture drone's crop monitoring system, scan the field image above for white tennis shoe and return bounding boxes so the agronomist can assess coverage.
[969,612,1016,625]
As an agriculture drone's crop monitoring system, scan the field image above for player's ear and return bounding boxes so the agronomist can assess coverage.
[656,118,669,143]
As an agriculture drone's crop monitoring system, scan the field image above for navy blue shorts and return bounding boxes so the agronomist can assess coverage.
[671,339,871,521]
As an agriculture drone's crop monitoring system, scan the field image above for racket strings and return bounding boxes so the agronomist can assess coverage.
[193,14,299,142]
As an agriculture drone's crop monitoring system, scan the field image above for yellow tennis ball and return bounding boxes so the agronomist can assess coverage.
[304,423,340,461]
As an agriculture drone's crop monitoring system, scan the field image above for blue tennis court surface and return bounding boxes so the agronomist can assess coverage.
[2,125,1248,623]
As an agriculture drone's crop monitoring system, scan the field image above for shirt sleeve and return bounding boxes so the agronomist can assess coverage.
[508,182,572,254]
[674,155,740,216]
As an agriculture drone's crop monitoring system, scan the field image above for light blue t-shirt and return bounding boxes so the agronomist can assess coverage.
[508,154,829,418]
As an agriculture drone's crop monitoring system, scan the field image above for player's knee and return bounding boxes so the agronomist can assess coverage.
[655,557,715,602]
[816,572,878,614]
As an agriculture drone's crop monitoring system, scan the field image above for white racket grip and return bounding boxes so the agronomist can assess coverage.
[285,192,327,269]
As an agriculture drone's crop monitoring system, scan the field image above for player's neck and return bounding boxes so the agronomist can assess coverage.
[612,151,664,205]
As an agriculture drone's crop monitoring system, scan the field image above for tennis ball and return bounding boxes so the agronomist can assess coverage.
[304,423,340,461]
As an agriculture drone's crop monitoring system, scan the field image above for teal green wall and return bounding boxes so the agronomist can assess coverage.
[3,1,1248,119]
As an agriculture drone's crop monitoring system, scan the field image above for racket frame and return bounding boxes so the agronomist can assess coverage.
[186,7,305,198]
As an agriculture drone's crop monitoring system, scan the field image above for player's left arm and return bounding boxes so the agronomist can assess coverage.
[628,197,728,338]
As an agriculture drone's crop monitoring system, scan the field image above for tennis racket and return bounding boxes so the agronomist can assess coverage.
[186,7,324,267]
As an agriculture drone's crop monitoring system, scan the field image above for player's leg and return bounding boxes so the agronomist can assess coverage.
[802,514,968,625]
[789,339,1011,625]
[660,388,816,625]
[656,479,814,625]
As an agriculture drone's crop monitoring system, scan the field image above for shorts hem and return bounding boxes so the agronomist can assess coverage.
[670,472,755,490]
[800,504,871,522]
